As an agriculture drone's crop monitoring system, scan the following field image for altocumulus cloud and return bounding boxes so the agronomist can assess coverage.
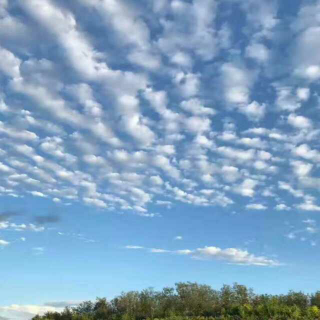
[0,0,319,218]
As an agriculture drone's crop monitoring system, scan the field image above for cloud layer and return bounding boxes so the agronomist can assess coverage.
[0,0,319,217]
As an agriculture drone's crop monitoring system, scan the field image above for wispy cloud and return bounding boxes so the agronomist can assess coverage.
[125,245,144,250]
[0,239,10,246]
[125,245,280,266]
[32,247,45,255]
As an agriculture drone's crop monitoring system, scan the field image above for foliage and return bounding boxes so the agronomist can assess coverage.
[32,282,320,320]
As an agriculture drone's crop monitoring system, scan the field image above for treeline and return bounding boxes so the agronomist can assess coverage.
[33,282,320,320]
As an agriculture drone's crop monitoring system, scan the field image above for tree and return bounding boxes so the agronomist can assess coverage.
[93,298,112,320]
[157,286,177,317]
[175,282,218,316]
[73,301,94,315]
[282,290,309,310]
[311,291,320,308]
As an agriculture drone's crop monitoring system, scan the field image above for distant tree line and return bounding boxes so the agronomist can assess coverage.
[32,282,320,320]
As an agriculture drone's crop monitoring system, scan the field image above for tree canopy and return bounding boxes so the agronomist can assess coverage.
[32,282,320,320]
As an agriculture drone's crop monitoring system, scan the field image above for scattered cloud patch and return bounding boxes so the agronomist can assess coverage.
[0,0,318,219]
[125,245,144,250]
[246,203,267,210]
[32,247,45,255]
[0,304,63,320]
[0,239,9,246]
[125,244,280,266]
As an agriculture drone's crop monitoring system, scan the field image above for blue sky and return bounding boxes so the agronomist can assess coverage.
[1,0,320,318]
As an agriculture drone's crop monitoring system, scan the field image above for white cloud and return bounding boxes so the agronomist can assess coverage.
[0,162,13,173]
[0,46,21,77]
[20,0,104,78]
[0,239,9,246]
[66,83,103,117]
[0,304,62,320]
[296,88,310,101]
[233,179,258,197]
[182,246,280,266]
[292,144,320,162]
[0,121,38,141]
[180,99,215,116]
[275,204,291,211]
[216,146,255,162]
[173,72,200,97]
[117,95,156,146]
[128,50,161,70]
[301,65,320,80]
[29,224,45,232]
[237,137,267,149]
[170,51,193,68]
[297,199,320,212]
[83,197,107,209]
[78,0,159,72]
[149,248,169,253]
[150,176,164,186]
[253,160,268,171]
[221,165,240,183]
[288,114,312,129]
[83,155,107,166]
[156,200,172,208]
[303,219,316,225]
[30,191,47,198]
[218,131,237,141]
[287,232,296,240]
[245,42,269,63]
[44,301,80,308]
[246,203,267,210]
[293,20,320,81]
[278,181,304,198]
[156,145,176,155]
[125,245,144,250]
[0,221,44,232]
[239,101,266,121]
[174,236,183,240]
[157,0,218,61]
[40,137,76,164]
[221,63,253,105]
[291,160,313,177]
[274,86,302,111]
[153,155,180,180]
[10,77,122,147]
[193,134,213,148]
[32,247,45,255]
[129,187,152,206]
[125,244,280,266]
[306,226,317,234]
[184,116,211,134]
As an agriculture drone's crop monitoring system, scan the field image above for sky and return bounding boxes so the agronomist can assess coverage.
[1,0,320,318]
